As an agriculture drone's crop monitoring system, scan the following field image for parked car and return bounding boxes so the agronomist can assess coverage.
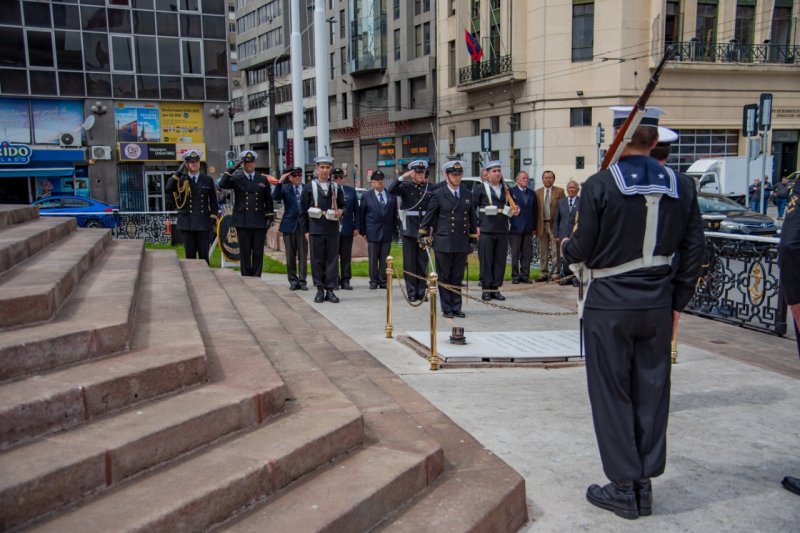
[697,192,778,235]
[32,195,118,229]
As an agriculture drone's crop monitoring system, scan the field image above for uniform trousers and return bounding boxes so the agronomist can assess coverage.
[367,241,392,286]
[435,251,467,314]
[584,306,672,482]
[508,233,533,282]
[283,227,307,284]
[402,235,428,298]
[538,223,560,277]
[182,230,210,264]
[310,234,339,290]
[237,227,265,277]
[338,234,353,283]
[478,232,508,289]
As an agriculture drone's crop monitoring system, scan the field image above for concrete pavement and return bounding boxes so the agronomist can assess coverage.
[257,272,800,532]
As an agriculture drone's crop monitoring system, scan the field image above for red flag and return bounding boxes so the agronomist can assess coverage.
[465,30,483,62]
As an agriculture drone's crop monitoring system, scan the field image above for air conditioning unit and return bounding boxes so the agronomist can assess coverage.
[92,146,113,160]
[59,132,81,148]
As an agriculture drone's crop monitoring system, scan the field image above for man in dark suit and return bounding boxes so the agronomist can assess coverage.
[359,171,397,289]
[333,167,359,290]
[508,171,537,284]
[553,180,580,285]
[166,149,218,264]
[300,156,345,303]
[419,160,478,319]
[473,160,519,301]
[218,150,274,277]
[272,167,308,290]
[535,170,566,281]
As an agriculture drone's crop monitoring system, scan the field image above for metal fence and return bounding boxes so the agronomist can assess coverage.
[39,211,178,244]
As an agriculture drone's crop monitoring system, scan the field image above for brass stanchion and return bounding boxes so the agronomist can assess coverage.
[670,322,679,364]
[385,256,394,338]
[428,272,439,370]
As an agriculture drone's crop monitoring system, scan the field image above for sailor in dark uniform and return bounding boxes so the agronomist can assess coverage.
[218,150,274,277]
[473,160,519,301]
[300,156,345,304]
[166,149,218,264]
[386,159,444,301]
[419,160,478,318]
[779,180,800,496]
[562,106,705,519]
[333,167,359,291]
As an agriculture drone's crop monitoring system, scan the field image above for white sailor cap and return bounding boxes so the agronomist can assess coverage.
[483,160,503,170]
[442,160,466,174]
[239,150,257,162]
[408,160,429,171]
[313,155,334,165]
[182,149,202,162]
[656,126,678,145]
[610,105,666,128]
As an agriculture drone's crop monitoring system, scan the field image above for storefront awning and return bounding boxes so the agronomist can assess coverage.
[0,167,75,178]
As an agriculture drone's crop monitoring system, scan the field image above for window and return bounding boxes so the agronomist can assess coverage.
[330,52,335,79]
[449,0,456,16]
[134,11,157,34]
[108,9,132,33]
[414,24,422,58]
[409,76,426,107]
[330,18,335,45]
[448,40,456,87]
[0,27,25,68]
[203,15,226,38]
[135,36,158,73]
[24,1,52,27]
[667,129,739,172]
[159,39,181,75]
[27,31,54,68]
[340,10,345,37]
[87,72,112,97]
[415,0,422,15]
[304,109,316,128]
[112,35,135,72]
[160,75,181,99]
[472,119,480,136]
[696,2,717,49]
[424,0,431,12]
[570,107,592,126]
[55,31,84,70]
[393,0,400,20]
[180,14,202,37]
[394,28,401,60]
[157,12,179,36]
[664,1,680,46]
[53,5,81,30]
[471,153,482,176]
[84,33,111,71]
[30,71,57,96]
[571,1,594,61]
[183,77,204,99]
[491,116,500,133]
[59,71,86,96]
[342,92,348,119]
[181,39,203,75]
[771,3,792,47]
[340,47,347,74]
[395,80,401,111]
[82,6,108,32]
[423,22,430,56]
[234,121,244,136]
[113,74,136,98]
[206,78,227,101]
[734,2,755,47]
[137,75,159,98]
[511,112,521,131]
[204,40,227,76]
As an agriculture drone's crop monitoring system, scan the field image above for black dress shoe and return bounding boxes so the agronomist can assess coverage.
[408,296,419,303]
[423,295,429,302]
[635,478,652,516]
[289,281,299,290]
[481,291,492,301]
[314,289,325,303]
[783,476,800,496]
[341,280,353,290]
[379,283,387,289]
[586,481,638,520]
[511,279,520,284]
[520,279,533,284]
[299,281,309,291]
[443,311,454,318]
[325,290,340,303]
[558,277,572,286]
[453,311,465,318]
[369,283,378,290]
[493,292,506,301]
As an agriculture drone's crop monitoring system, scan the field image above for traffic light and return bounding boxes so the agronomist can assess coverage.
[225,150,235,169]
[595,123,606,145]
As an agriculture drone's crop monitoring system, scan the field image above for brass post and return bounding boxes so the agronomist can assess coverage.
[385,256,394,338]
[428,271,439,370]
[670,323,679,364]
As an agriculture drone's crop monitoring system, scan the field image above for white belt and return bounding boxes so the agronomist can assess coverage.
[588,254,673,280]
[405,210,426,216]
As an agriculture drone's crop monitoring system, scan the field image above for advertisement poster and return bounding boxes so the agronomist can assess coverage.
[35,171,89,199]
[160,102,204,143]
[31,100,85,145]
[0,98,31,143]
[377,137,395,167]
[118,142,205,162]
[115,103,161,143]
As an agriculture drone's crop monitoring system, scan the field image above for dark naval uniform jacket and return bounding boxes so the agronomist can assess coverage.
[166,173,218,231]
[272,182,306,234]
[218,172,274,229]
[778,182,800,353]
[472,183,511,234]
[386,179,445,238]
[300,181,345,236]
[339,185,359,237]
[419,184,477,253]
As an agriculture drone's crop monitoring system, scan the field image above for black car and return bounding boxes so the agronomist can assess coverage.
[697,192,778,235]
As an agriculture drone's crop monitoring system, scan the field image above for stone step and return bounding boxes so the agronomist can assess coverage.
[0,205,39,230]
[223,446,428,533]
[0,216,76,273]
[26,389,362,532]
[0,239,144,382]
[0,228,112,328]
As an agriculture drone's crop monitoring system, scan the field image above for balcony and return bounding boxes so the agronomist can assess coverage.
[668,41,799,65]
[458,54,518,91]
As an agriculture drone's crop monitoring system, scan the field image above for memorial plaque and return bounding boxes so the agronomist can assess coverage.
[406,330,583,362]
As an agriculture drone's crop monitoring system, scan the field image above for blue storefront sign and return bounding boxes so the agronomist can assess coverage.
[0,141,33,165]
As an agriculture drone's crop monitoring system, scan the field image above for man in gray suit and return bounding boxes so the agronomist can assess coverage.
[553,180,580,286]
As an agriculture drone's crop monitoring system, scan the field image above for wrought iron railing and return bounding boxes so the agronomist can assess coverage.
[459,54,513,84]
[668,40,800,64]
[686,232,787,336]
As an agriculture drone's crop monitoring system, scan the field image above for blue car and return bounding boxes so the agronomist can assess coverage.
[32,195,119,229]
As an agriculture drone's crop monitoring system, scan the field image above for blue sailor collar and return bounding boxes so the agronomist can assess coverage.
[609,155,679,199]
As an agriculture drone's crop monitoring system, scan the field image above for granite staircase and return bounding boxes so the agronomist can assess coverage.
[0,205,527,532]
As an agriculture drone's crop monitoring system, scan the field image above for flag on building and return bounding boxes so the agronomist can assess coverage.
[465,30,483,62]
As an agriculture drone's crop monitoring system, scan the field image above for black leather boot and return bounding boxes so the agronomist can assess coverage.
[636,478,652,516]
[586,480,638,520]
[325,290,340,303]
[782,476,800,496]
[481,291,491,301]
[314,288,325,303]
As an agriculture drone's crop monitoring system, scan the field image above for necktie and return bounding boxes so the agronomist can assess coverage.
[569,199,574,213]
[248,174,253,181]
[544,188,551,219]
[295,186,301,203]
[454,189,459,200]
[192,175,197,184]
[379,192,386,207]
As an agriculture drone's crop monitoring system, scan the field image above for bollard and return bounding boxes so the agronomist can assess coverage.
[385,256,394,338]
[428,271,439,370]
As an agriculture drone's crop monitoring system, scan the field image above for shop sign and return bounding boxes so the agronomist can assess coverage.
[0,141,32,164]
[160,102,204,143]
[118,142,206,162]
[31,100,85,145]
[115,103,161,142]
[377,137,395,167]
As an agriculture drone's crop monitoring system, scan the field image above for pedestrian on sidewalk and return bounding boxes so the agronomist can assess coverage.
[553,180,580,286]
[562,106,705,520]
[778,178,800,496]
[774,176,791,219]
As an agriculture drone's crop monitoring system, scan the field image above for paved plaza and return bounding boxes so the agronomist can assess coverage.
[258,271,800,532]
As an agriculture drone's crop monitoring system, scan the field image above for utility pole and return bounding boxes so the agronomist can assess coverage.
[268,64,277,173]
[290,0,305,171]
[313,0,329,157]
